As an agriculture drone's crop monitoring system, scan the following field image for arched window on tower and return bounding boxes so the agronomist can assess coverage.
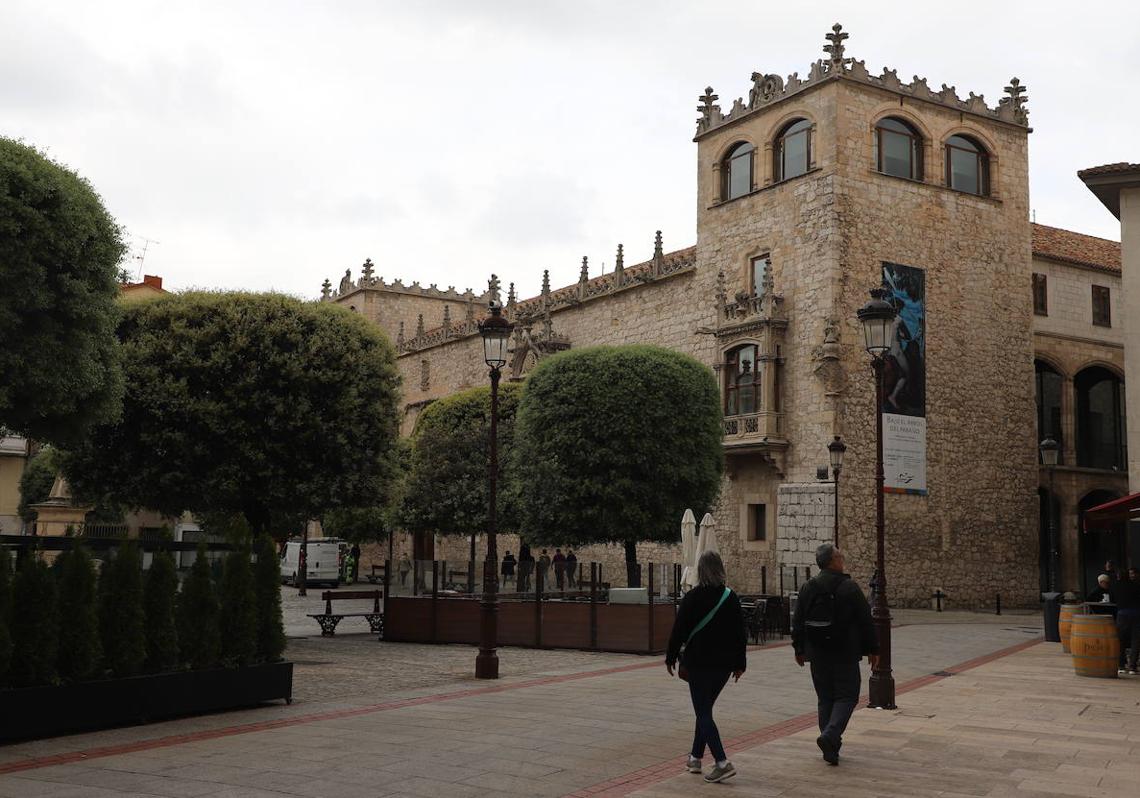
[774,119,812,182]
[1075,366,1127,470]
[724,345,761,416]
[874,117,923,180]
[945,134,990,195]
[1035,360,1063,463]
[721,142,754,201]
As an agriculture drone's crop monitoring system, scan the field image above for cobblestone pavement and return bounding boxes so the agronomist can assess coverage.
[0,614,1058,797]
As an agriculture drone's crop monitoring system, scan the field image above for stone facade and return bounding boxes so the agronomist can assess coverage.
[323,25,1124,608]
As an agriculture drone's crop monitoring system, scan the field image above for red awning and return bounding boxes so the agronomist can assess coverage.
[1084,491,1140,531]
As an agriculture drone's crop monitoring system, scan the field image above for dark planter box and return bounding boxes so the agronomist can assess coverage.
[0,661,293,744]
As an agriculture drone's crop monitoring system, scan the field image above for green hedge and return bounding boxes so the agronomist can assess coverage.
[0,542,286,688]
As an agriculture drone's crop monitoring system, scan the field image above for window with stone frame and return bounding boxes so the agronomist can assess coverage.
[873,116,923,181]
[724,344,761,416]
[747,503,767,542]
[750,255,770,296]
[944,134,989,195]
[1032,273,1048,316]
[773,119,812,182]
[1092,285,1111,328]
[721,142,754,201]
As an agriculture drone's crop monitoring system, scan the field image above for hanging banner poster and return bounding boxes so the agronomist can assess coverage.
[881,262,927,495]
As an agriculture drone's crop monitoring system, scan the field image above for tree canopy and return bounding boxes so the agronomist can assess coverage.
[398,381,523,538]
[61,292,402,537]
[512,345,723,582]
[0,137,125,445]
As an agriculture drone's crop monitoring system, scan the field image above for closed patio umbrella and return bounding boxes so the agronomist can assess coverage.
[680,509,697,590]
[698,512,718,557]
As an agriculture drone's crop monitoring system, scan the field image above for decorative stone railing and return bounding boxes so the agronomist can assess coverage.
[723,411,783,442]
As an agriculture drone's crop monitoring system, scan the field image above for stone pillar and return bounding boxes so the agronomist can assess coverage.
[1122,187,1140,492]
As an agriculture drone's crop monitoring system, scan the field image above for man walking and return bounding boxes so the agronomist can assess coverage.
[792,544,878,766]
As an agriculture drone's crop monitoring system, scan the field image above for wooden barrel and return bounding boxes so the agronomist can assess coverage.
[1059,603,1082,653]
[1070,613,1119,678]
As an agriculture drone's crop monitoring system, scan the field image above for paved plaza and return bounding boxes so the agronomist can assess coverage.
[0,612,1137,797]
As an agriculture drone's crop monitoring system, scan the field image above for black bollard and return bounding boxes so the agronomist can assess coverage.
[995,592,1001,616]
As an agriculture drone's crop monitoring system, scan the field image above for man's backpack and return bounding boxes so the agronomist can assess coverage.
[803,584,840,651]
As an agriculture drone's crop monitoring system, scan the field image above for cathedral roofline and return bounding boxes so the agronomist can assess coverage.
[694,23,1030,142]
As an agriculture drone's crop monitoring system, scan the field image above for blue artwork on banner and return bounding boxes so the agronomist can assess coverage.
[881,262,926,419]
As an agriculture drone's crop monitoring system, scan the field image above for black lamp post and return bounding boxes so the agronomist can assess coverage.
[828,435,846,545]
[476,301,513,679]
[857,286,897,710]
[1039,437,1060,592]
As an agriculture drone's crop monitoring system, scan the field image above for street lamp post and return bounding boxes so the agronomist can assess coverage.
[828,435,846,545]
[1039,438,1060,592]
[857,286,898,710]
[476,301,513,679]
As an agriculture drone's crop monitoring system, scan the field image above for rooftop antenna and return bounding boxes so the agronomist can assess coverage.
[133,237,161,280]
[1031,209,1036,223]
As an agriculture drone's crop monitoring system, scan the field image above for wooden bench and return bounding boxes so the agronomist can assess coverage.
[307,589,384,636]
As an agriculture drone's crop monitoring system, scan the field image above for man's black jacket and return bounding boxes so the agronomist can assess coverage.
[666,584,747,672]
[792,570,878,663]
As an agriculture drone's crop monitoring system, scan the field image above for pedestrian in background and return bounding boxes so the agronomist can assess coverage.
[537,549,552,592]
[517,544,534,592]
[553,548,566,591]
[501,550,517,590]
[566,549,578,589]
[1115,566,1140,675]
[665,550,745,784]
[792,543,878,766]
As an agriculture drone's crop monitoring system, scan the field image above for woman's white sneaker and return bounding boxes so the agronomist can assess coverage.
[704,762,736,783]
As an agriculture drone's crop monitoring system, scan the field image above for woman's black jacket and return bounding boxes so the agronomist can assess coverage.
[666,584,747,672]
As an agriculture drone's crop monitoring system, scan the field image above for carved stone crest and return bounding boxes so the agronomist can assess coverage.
[748,73,785,108]
[811,318,846,396]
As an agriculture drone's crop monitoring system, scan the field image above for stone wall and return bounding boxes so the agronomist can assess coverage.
[828,78,1037,608]
[776,483,835,568]
[1031,257,1123,345]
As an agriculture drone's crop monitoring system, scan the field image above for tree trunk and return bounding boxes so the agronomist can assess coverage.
[624,540,640,588]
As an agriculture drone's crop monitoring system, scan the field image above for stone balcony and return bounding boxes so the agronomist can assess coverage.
[722,411,787,475]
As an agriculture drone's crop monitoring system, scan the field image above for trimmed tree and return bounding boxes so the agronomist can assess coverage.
[0,547,12,686]
[513,345,723,586]
[177,546,220,670]
[219,547,256,667]
[56,547,102,682]
[253,535,286,663]
[143,551,180,673]
[399,383,523,562]
[9,555,59,686]
[98,543,146,678]
[61,292,401,538]
[0,137,125,446]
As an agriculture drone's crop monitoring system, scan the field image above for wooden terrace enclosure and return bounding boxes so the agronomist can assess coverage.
[382,561,678,654]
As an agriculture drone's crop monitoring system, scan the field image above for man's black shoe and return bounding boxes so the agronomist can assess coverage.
[816,735,839,765]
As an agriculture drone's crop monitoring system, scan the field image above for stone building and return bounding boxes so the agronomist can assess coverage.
[321,25,1123,607]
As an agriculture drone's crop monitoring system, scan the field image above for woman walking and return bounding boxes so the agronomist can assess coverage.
[665,550,746,783]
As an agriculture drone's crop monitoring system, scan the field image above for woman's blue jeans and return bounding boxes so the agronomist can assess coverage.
[687,667,731,761]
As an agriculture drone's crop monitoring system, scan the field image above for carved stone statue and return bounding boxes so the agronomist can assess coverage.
[339,269,352,295]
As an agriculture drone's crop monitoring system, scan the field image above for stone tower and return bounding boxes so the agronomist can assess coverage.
[693,24,1037,605]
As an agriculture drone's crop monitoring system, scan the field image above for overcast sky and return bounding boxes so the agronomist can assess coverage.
[5,1,1137,301]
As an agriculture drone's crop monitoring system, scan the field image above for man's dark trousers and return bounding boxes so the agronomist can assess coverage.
[809,659,861,745]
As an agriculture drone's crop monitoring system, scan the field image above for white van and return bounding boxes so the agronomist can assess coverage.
[280,539,345,587]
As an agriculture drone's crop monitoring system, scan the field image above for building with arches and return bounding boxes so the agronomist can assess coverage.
[321,25,1123,607]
